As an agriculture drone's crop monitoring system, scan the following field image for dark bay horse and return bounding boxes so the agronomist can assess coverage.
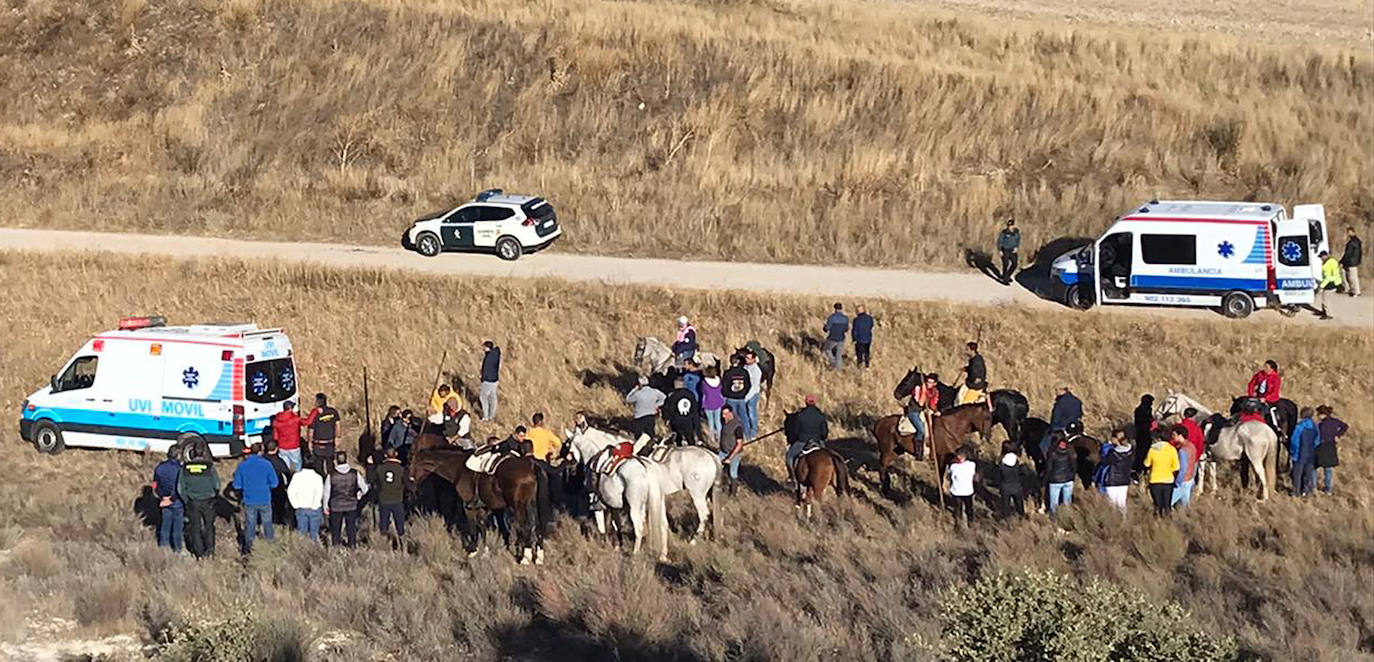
[409,447,553,564]
[782,411,848,516]
[872,403,993,495]
[891,366,1025,444]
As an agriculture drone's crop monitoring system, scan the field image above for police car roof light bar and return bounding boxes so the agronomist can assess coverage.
[118,316,167,330]
[475,188,503,202]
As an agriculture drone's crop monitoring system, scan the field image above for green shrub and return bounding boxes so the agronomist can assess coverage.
[940,570,1236,662]
[157,609,309,662]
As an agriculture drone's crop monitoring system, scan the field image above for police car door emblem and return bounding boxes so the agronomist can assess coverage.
[182,366,200,389]
[1217,241,1235,258]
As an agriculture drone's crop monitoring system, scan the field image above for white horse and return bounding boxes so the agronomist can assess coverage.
[568,427,721,545]
[1204,419,1278,501]
[1154,390,1218,495]
[564,427,671,561]
[634,336,721,375]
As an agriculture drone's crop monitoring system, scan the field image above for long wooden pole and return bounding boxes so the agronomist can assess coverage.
[417,350,448,439]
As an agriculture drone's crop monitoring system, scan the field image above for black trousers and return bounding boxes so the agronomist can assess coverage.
[951,494,974,525]
[631,415,656,440]
[670,421,698,445]
[1000,249,1019,281]
[329,510,359,547]
[1000,493,1025,519]
[854,342,871,368]
[1149,483,1174,515]
[186,498,217,557]
[379,503,406,537]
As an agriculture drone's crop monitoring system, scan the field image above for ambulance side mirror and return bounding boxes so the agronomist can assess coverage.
[49,374,57,391]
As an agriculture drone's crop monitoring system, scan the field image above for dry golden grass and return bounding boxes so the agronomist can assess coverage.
[0,0,1369,268]
[0,250,1371,659]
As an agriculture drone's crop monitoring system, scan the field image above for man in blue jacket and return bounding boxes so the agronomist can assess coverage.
[233,443,280,553]
[1041,385,1083,456]
[852,305,875,369]
[1290,408,1319,497]
[480,340,501,421]
[822,303,849,370]
[151,448,184,553]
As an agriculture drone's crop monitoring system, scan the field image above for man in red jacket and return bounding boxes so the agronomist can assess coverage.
[1180,407,1205,466]
[1245,360,1282,429]
[272,400,304,472]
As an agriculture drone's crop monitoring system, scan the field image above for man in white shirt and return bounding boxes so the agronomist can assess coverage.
[946,448,977,528]
[743,351,764,439]
[286,461,325,542]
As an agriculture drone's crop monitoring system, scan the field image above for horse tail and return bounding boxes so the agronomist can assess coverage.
[534,460,553,541]
[830,451,850,497]
[644,464,670,559]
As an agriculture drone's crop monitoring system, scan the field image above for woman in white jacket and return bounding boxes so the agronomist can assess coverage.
[287,462,325,541]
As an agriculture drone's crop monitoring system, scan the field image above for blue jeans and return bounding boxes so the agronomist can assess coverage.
[242,504,274,552]
[295,508,322,541]
[704,409,722,438]
[1171,479,1194,508]
[724,398,749,437]
[280,448,302,473]
[158,502,184,552]
[718,450,741,480]
[905,409,927,441]
[744,395,760,439]
[1321,467,1335,493]
[1047,481,1074,514]
[1292,460,1316,496]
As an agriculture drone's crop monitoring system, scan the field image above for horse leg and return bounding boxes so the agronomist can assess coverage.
[1253,454,1269,501]
[629,501,648,556]
[689,490,709,545]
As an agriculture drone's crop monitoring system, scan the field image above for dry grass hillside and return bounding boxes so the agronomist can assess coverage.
[0,250,1371,660]
[1,0,1370,267]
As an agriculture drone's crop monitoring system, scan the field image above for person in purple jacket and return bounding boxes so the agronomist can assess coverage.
[700,366,726,438]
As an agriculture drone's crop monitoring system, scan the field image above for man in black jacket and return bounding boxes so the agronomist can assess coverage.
[996,452,1033,519]
[1133,394,1155,474]
[479,341,501,421]
[996,218,1021,284]
[957,342,988,404]
[1044,432,1076,516]
[1340,226,1362,297]
[786,395,830,484]
[662,378,702,446]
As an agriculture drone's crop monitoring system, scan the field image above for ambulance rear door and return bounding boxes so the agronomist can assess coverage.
[1292,204,1329,280]
[1272,217,1317,305]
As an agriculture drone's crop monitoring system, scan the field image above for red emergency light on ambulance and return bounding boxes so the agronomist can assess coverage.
[19,317,297,458]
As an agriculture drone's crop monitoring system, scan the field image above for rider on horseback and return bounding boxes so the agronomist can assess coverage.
[956,342,988,405]
[672,316,698,368]
[1246,360,1283,431]
[786,395,829,489]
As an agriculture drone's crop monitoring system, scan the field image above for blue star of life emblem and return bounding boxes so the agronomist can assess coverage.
[1217,241,1235,258]
[1281,240,1303,262]
[182,366,200,389]
[250,371,269,397]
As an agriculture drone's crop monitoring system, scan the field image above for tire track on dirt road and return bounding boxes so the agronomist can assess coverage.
[2,228,1369,329]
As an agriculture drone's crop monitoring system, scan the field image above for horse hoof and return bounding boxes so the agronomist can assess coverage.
[688,537,698,546]
[467,550,479,558]
[535,549,546,565]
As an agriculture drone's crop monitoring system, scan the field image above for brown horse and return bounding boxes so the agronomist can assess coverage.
[793,448,850,518]
[872,403,993,495]
[409,447,553,564]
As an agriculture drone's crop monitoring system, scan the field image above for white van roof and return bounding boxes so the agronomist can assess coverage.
[1119,200,1284,224]
[98,323,285,344]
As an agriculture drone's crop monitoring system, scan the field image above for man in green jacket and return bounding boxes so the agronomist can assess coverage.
[177,454,221,558]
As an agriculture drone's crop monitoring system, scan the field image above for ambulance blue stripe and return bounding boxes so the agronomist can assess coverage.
[1242,226,1268,264]
[24,407,226,436]
[1130,275,1267,291]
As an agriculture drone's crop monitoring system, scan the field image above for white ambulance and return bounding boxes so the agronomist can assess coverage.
[1051,200,1329,318]
[18,317,297,458]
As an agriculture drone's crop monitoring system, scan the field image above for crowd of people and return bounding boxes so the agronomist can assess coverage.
[146,310,1353,557]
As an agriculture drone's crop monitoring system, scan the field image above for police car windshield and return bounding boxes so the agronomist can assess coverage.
[245,358,297,404]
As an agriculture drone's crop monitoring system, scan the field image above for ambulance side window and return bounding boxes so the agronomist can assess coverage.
[55,356,98,392]
[1140,234,1197,265]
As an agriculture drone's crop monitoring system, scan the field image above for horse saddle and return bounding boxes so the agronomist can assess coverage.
[897,415,918,436]
[592,443,637,476]
[647,444,672,463]
[465,451,518,475]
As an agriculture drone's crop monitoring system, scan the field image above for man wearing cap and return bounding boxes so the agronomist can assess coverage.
[1318,249,1343,320]
[302,393,341,468]
[479,340,501,421]
[672,316,698,368]
[822,303,849,370]
[625,376,666,441]
[271,400,305,473]
[786,395,830,486]
[996,218,1021,284]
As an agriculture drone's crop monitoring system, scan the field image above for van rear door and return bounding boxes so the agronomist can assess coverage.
[1272,218,1317,305]
[1292,204,1328,280]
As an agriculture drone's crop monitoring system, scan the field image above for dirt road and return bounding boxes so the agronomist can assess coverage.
[2,228,1369,329]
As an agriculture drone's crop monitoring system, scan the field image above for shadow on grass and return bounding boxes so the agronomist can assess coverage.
[1014,236,1093,304]
[963,247,1008,284]
[493,582,708,662]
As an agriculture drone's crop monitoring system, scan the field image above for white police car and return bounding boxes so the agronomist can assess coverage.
[402,190,562,261]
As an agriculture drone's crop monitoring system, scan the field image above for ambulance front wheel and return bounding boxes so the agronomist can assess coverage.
[1064,284,1093,310]
[1222,291,1255,319]
[33,422,64,454]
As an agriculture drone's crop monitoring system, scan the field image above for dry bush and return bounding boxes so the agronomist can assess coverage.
[0,251,1370,659]
[0,0,1368,268]
[74,580,134,627]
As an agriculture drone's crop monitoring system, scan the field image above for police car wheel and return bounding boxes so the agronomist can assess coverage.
[416,232,442,257]
[34,422,64,454]
[1222,291,1254,319]
[496,237,523,261]
[1064,284,1092,310]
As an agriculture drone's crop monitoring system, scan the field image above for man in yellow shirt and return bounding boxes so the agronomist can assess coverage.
[427,385,465,428]
[1144,426,1182,515]
[1318,250,1344,320]
[525,412,562,463]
